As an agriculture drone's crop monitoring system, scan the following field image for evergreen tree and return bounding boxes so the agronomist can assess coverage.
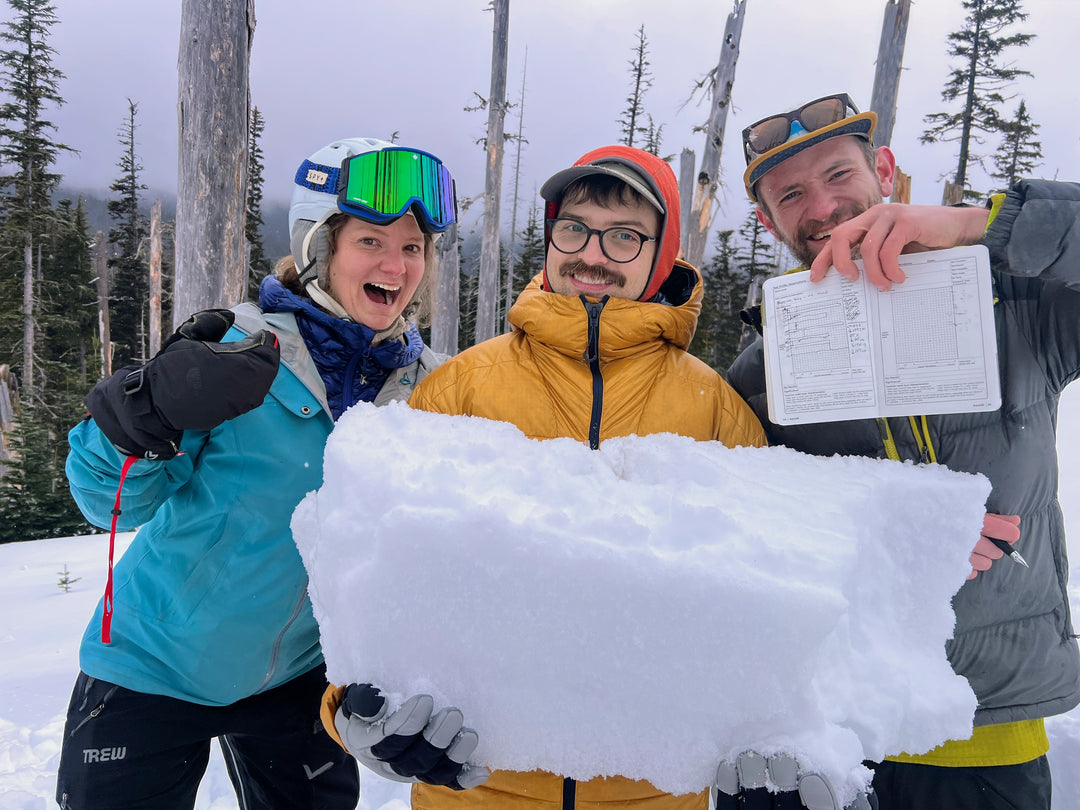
[490,201,545,332]
[0,0,92,540]
[689,229,749,374]
[733,206,782,354]
[0,197,99,541]
[0,395,92,542]
[736,205,779,279]
[514,201,545,294]
[40,198,98,392]
[457,238,480,354]
[0,0,73,397]
[0,196,23,369]
[920,0,1034,196]
[106,99,148,368]
[0,401,52,542]
[617,24,652,148]
[990,98,1042,189]
[641,114,665,158]
[246,106,272,300]
[0,199,99,542]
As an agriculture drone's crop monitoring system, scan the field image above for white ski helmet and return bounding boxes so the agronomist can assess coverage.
[288,137,457,289]
[289,137,394,287]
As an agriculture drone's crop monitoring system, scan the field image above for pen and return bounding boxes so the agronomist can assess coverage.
[987,536,1029,568]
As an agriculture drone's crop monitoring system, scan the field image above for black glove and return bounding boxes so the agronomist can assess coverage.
[335,683,489,790]
[714,752,873,810]
[86,309,280,460]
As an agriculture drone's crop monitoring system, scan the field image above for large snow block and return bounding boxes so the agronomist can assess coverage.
[292,402,989,805]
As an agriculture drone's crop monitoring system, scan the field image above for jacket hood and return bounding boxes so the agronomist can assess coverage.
[512,264,703,358]
[540,145,682,302]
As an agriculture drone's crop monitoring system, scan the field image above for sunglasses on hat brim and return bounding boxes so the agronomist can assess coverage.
[741,93,862,165]
[337,147,458,233]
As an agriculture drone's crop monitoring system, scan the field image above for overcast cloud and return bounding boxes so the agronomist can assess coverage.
[19,0,1080,238]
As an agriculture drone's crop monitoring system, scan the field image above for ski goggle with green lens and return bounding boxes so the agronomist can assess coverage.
[340,147,457,233]
[295,147,458,233]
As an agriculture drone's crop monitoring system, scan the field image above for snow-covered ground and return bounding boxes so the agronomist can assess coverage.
[2,385,1079,809]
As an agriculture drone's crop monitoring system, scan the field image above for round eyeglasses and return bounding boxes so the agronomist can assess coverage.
[547,218,658,263]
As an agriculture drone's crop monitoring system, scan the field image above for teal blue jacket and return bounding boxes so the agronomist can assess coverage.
[67,303,441,705]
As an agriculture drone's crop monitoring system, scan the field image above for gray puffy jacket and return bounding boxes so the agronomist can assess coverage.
[728,179,1080,727]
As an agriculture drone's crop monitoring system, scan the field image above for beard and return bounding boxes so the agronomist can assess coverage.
[779,194,884,267]
[557,259,627,289]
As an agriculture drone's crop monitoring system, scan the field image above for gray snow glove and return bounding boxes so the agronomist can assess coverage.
[714,751,872,810]
[86,309,279,460]
[335,683,490,790]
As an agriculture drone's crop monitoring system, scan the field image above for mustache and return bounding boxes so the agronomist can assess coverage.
[557,260,627,288]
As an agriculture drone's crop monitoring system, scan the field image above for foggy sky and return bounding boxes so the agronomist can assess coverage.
[21,0,1080,241]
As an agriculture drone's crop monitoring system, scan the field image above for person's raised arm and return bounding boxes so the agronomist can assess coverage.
[981,179,1080,285]
[69,309,279,527]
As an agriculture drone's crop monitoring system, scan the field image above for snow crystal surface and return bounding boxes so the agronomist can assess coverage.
[291,401,991,804]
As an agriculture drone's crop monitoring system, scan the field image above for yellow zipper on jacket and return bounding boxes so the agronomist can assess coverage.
[876,416,936,463]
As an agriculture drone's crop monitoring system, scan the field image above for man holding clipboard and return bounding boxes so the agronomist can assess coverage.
[727,92,1080,810]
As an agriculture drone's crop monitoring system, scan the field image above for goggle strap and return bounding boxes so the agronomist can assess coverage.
[298,209,336,284]
[299,255,318,284]
[295,160,342,195]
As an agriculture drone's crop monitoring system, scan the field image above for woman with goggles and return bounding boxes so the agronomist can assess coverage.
[57,137,457,809]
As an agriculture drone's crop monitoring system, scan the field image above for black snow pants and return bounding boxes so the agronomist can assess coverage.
[869,756,1051,810]
[54,663,359,810]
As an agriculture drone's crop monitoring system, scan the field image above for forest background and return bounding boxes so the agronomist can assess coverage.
[0,0,1075,538]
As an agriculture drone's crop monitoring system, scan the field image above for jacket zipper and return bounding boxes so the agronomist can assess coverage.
[562,776,577,810]
[582,297,608,450]
[561,297,604,810]
[258,578,311,692]
[876,416,936,463]
[68,683,118,738]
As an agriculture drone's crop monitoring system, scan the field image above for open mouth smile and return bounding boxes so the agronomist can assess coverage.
[365,282,401,306]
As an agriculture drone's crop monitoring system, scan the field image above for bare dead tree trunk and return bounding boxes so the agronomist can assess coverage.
[174,0,254,327]
[149,200,163,356]
[870,0,911,148]
[431,222,461,357]
[475,0,509,344]
[942,181,965,205]
[502,48,528,331]
[95,232,112,378]
[891,169,912,204]
[686,0,746,270]
[678,148,695,258]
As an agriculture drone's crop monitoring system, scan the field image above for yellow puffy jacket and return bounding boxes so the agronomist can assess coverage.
[410,269,766,449]
[322,266,765,810]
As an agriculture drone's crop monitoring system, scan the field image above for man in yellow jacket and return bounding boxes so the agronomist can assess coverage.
[322,146,768,810]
